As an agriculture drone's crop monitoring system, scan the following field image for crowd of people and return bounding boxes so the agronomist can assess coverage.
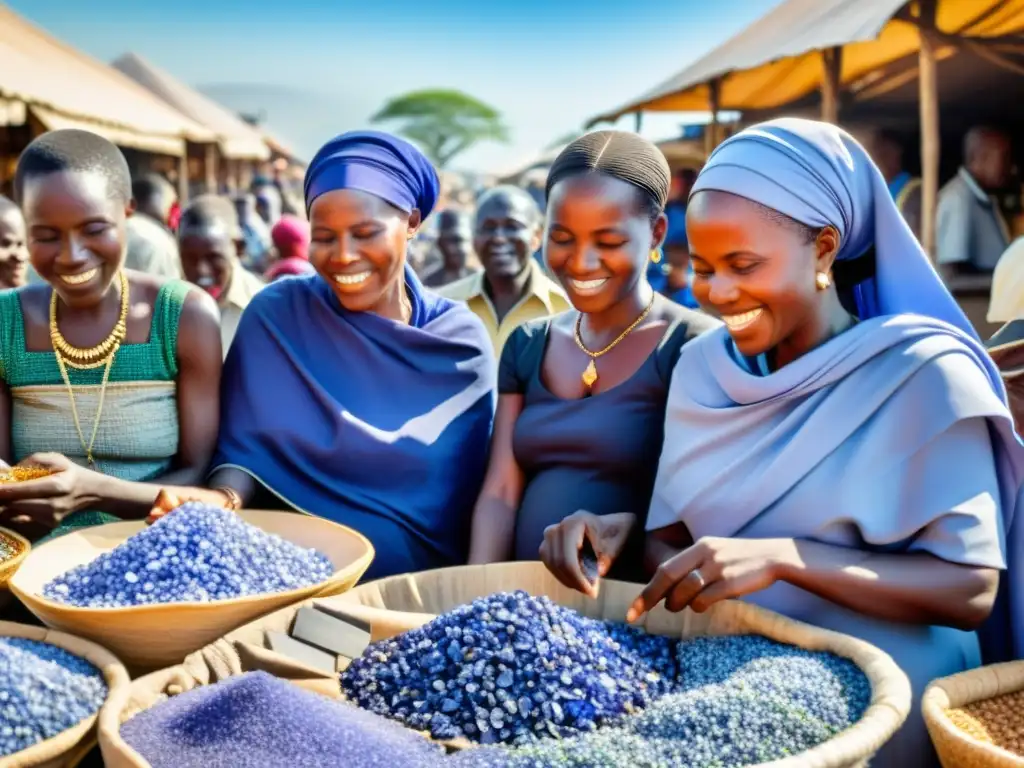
[0,118,1022,766]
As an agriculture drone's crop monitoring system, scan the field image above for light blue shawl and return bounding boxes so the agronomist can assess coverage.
[653,118,1024,663]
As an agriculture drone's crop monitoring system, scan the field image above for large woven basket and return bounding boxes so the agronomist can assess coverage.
[0,527,30,610]
[0,621,129,768]
[98,562,911,768]
[8,510,374,673]
[922,661,1024,768]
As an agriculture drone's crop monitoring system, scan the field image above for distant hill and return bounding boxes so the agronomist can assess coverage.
[198,83,377,161]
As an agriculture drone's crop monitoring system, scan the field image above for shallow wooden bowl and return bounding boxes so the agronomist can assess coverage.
[8,510,374,673]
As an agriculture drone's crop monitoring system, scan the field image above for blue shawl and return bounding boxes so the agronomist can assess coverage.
[213,269,496,580]
[664,118,1024,661]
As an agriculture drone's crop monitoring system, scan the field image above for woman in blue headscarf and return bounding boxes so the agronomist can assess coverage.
[150,131,497,580]
[541,119,1024,764]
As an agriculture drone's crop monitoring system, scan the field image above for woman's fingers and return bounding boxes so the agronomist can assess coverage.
[626,546,702,622]
[593,512,636,575]
[560,518,597,596]
[146,490,181,525]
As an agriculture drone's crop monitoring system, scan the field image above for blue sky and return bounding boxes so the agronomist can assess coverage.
[11,0,779,172]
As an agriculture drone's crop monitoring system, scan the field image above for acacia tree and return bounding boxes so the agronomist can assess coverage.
[370,89,509,169]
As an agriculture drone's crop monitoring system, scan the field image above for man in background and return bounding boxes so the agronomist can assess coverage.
[0,195,28,290]
[937,126,1013,281]
[864,129,922,240]
[125,173,181,278]
[424,210,478,288]
[438,185,569,355]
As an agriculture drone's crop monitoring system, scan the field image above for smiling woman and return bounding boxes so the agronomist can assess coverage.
[148,130,497,581]
[0,129,222,541]
[470,130,718,585]
[631,119,1023,766]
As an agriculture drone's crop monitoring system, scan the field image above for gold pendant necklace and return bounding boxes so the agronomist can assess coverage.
[50,271,130,468]
[573,296,656,392]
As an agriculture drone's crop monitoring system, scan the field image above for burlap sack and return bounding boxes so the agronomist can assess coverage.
[100,562,912,768]
[922,660,1024,768]
[0,621,129,768]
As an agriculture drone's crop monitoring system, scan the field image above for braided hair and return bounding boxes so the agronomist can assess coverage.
[15,129,132,204]
[545,131,671,221]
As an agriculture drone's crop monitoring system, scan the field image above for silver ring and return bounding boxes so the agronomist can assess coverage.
[690,568,706,591]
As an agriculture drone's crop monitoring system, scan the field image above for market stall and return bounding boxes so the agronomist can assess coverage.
[111,52,271,196]
[0,4,213,200]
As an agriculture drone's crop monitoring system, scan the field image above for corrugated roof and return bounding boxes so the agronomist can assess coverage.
[112,52,270,161]
[588,0,1024,124]
[0,3,212,155]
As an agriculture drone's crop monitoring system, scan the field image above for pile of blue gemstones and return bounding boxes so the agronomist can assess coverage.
[0,637,108,758]
[43,503,334,608]
[449,636,872,767]
[341,591,681,745]
[120,671,444,768]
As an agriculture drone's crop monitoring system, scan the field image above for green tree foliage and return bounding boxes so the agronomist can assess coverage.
[371,89,510,168]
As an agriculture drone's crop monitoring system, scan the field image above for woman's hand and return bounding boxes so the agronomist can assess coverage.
[0,453,95,531]
[626,536,797,621]
[147,488,233,525]
[539,511,636,598]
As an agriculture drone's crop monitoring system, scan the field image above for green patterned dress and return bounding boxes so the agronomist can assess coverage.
[0,281,190,537]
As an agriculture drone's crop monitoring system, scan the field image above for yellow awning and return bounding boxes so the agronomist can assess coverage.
[588,0,1024,125]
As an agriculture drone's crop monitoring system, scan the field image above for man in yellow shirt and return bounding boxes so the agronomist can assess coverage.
[438,186,570,355]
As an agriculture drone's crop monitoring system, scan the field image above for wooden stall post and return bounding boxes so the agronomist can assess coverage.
[634,112,643,133]
[820,46,843,124]
[705,78,722,157]
[204,144,218,194]
[176,152,188,204]
[918,0,940,257]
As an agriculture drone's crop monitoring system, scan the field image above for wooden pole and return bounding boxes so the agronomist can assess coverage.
[820,46,843,124]
[634,111,643,133]
[918,0,940,257]
[176,150,188,204]
[204,144,218,194]
[705,78,721,157]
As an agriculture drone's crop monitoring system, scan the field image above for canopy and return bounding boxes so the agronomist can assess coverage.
[112,52,270,161]
[0,4,212,156]
[587,0,1024,125]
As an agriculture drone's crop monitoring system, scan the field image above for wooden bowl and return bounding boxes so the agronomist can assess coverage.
[8,510,374,673]
[0,526,30,611]
[0,621,129,768]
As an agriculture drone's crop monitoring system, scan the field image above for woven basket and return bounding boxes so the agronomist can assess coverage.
[922,661,1024,768]
[0,621,129,768]
[8,510,374,673]
[98,562,911,768]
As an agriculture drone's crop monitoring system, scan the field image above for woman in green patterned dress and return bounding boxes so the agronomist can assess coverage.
[0,130,222,541]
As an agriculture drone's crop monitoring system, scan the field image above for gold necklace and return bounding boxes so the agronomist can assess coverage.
[573,296,656,391]
[49,272,130,468]
[54,345,117,470]
[50,271,129,364]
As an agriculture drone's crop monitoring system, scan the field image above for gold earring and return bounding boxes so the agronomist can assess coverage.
[815,272,831,290]
[650,249,661,263]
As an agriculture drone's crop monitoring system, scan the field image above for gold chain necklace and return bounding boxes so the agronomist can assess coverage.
[573,296,656,391]
[50,272,130,468]
[50,271,129,364]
